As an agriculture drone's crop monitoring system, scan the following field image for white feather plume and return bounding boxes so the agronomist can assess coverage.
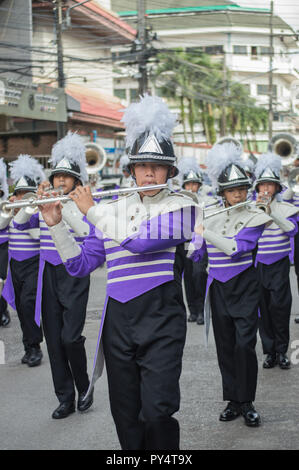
[121,94,177,149]
[9,154,46,184]
[0,158,8,199]
[119,154,130,170]
[243,158,255,173]
[206,142,243,189]
[50,131,88,183]
[255,152,281,179]
[177,157,200,186]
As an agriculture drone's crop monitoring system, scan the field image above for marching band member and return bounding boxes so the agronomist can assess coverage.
[119,154,134,188]
[243,158,256,202]
[0,159,10,327]
[178,157,207,325]
[254,153,298,369]
[188,141,272,427]
[282,157,299,324]
[39,95,198,450]
[13,133,94,419]
[1,155,44,366]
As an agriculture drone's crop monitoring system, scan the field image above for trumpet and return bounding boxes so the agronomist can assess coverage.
[0,184,168,214]
[204,197,271,220]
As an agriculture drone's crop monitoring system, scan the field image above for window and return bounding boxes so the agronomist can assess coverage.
[130,89,138,102]
[257,84,277,98]
[204,45,224,55]
[233,45,247,55]
[260,46,271,56]
[251,46,258,59]
[114,89,126,100]
[186,46,223,55]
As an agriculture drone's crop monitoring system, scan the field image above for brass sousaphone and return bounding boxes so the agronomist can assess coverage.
[85,142,107,185]
[268,133,299,191]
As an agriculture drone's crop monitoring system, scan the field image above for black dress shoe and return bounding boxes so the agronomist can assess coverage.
[52,402,76,419]
[1,310,10,327]
[263,354,277,369]
[187,314,197,323]
[27,346,43,367]
[196,314,204,325]
[294,316,299,324]
[277,353,291,370]
[219,402,241,422]
[21,350,30,364]
[241,402,261,427]
[78,387,94,412]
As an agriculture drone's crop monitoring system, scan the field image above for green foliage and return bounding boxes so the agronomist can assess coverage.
[153,49,268,146]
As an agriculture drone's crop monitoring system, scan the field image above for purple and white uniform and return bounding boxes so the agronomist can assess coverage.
[187,205,272,335]
[256,198,298,357]
[13,200,92,324]
[0,213,40,308]
[48,189,197,393]
[283,188,299,221]
[255,199,298,265]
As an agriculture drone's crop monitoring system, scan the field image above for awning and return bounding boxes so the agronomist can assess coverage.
[66,84,125,130]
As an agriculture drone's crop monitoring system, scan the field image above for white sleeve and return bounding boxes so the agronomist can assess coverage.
[0,213,12,230]
[204,229,237,256]
[49,221,81,262]
[270,210,296,233]
[13,208,32,224]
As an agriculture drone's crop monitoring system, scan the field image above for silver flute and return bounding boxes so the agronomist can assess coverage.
[0,184,168,213]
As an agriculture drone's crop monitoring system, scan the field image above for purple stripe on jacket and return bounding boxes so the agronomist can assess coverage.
[190,225,265,283]
[64,206,195,303]
[0,227,9,244]
[255,215,298,265]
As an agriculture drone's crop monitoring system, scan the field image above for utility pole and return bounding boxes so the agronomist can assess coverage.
[220,49,227,137]
[137,0,148,96]
[53,0,66,139]
[268,0,274,140]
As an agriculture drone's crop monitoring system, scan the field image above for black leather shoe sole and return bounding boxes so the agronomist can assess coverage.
[27,353,43,367]
[263,356,277,369]
[219,404,241,422]
[21,353,30,364]
[78,396,93,412]
[243,415,261,427]
[52,403,76,419]
[278,361,291,370]
[1,312,11,327]
[187,316,197,323]
[78,389,94,412]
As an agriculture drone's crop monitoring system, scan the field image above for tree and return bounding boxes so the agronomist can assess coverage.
[153,49,268,147]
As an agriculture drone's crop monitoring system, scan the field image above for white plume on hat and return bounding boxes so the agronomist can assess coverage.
[177,156,201,186]
[119,154,130,170]
[121,94,177,150]
[243,158,255,173]
[0,158,8,199]
[255,152,281,179]
[9,154,46,184]
[50,131,88,183]
[206,142,243,189]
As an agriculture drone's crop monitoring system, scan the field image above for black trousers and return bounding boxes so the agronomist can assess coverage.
[10,255,43,350]
[210,266,259,403]
[294,222,299,293]
[184,254,207,317]
[102,281,187,450]
[257,257,292,355]
[0,242,8,315]
[42,262,90,403]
